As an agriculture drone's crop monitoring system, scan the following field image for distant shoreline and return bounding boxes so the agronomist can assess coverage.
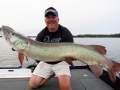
[0,36,120,38]
[0,33,120,38]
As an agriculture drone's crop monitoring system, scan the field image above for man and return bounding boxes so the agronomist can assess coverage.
[29,7,74,90]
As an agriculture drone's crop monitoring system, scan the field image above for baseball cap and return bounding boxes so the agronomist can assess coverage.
[45,9,58,17]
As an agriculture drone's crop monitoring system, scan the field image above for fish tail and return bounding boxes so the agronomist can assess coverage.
[108,60,120,83]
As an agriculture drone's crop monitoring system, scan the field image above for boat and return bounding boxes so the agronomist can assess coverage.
[0,61,120,90]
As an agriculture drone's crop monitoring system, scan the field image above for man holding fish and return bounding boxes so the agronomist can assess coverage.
[29,7,73,90]
[1,6,120,90]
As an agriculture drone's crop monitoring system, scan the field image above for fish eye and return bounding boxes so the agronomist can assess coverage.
[12,32,15,35]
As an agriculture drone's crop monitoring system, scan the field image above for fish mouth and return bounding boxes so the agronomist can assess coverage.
[1,25,14,42]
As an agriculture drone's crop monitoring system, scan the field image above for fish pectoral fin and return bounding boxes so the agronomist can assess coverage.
[89,45,107,55]
[89,64,103,77]
[65,57,75,67]
[25,56,28,61]
[18,52,25,65]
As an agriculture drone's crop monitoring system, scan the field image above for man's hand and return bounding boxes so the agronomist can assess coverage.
[65,57,76,67]
[67,57,76,61]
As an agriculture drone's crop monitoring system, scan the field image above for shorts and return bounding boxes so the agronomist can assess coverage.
[33,61,71,79]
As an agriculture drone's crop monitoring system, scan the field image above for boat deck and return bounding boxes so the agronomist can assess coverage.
[0,69,114,90]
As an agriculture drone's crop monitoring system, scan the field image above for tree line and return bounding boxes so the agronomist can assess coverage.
[73,33,120,37]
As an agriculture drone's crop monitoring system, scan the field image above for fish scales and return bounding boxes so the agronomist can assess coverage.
[1,25,120,83]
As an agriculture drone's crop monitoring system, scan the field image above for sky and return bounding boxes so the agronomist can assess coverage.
[0,0,120,36]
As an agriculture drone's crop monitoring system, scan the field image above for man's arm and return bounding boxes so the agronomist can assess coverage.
[62,27,74,43]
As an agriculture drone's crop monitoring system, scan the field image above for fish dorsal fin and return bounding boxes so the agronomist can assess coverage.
[88,45,107,55]
[89,64,103,77]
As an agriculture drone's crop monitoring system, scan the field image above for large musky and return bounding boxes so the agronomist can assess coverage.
[0,0,120,36]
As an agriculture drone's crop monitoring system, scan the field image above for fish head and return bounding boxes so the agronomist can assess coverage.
[0,25,29,52]
[1,25,16,44]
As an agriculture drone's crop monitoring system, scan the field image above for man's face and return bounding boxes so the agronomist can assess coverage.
[45,13,59,30]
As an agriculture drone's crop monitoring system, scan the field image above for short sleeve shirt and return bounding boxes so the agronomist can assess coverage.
[35,24,74,64]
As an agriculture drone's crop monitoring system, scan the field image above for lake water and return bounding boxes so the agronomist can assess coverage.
[0,37,120,67]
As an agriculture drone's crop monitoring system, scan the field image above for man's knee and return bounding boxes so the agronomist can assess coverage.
[29,74,43,88]
[58,75,71,90]
[29,80,40,89]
